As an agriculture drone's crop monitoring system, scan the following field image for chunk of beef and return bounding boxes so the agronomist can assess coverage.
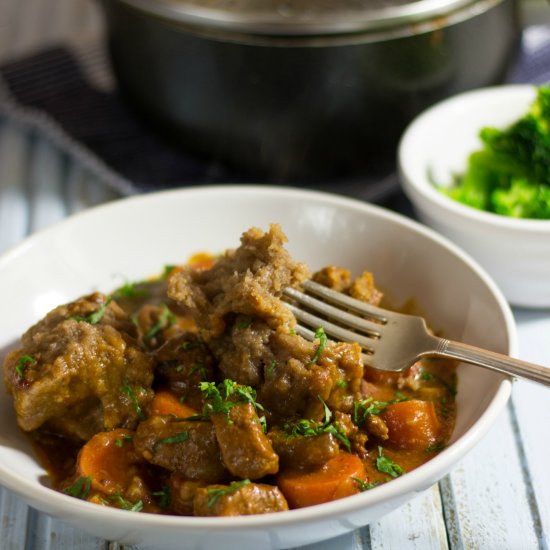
[167,225,309,385]
[153,332,215,409]
[168,473,205,515]
[211,403,279,480]
[193,481,288,516]
[258,331,364,425]
[3,293,153,441]
[312,266,383,306]
[348,271,383,305]
[268,429,339,469]
[207,318,273,386]
[133,416,227,483]
[312,266,351,292]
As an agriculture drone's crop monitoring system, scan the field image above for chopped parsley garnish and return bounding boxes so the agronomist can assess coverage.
[15,355,37,378]
[421,368,457,396]
[188,363,207,378]
[155,431,189,448]
[162,265,177,278]
[180,341,197,350]
[283,397,351,452]
[69,297,112,324]
[425,443,447,453]
[122,383,146,420]
[375,446,405,478]
[236,317,253,329]
[107,494,143,512]
[353,477,380,492]
[112,280,149,300]
[309,327,327,365]
[115,434,133,448]
[199,379,264,420]
[63,476,92,500]
[152,486,171,508]
[352,393,408,425]
[143,303,177,343]
[206,479,251,508]
[266,360,277,378]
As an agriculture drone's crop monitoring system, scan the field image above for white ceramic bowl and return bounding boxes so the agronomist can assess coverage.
[398,84,550,308]
[0,186,514,550]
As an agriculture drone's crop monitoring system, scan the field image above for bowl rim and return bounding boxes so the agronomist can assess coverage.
[0,184,515,531]
[398,84,550,232]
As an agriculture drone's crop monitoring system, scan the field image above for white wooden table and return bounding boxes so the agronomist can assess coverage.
[0,1,549,549]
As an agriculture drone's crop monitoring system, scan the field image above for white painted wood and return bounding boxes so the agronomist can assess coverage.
[369,485,449,550]
[442,407,540,549]
[0,120,29,253]
[26,508,108,550]
[0,487,32,550]
[510,310,550,548]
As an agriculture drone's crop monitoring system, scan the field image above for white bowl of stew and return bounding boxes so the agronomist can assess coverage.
[0,185,514,550]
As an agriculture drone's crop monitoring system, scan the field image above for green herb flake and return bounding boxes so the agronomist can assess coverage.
[152,486,171,508]
[115,434,133,448]
[283,396,351,452]
[425,443,447,453]
[189,363,207,378]
[112,280,149,300]
[162,265,177,278]
[143,303,177,343]
[236,317,253,329]
[352,477,380,492]
[156,431,189,447]
[70,297,112,325]
[63,476,92,500]
[108,494,143,512]
[180,341,196,351]
[199,379,264,420]
[122,382,146,420]
[206,479,251,508]
[352,393,409,426]
[421,369,457,396]
[375,446,405,478]
[266,360,277,378]
[309,327,327,365]
[15,354,37,378]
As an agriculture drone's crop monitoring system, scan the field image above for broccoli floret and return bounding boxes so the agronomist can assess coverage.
[492,178,550,219]
[439,86,550,219]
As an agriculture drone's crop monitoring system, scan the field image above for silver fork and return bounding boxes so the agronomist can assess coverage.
[283,280,550,387]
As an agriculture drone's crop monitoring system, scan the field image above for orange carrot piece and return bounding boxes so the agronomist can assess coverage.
[76,428,137,495]
[277,452,366,508]
[380,400,441,450]
[150,390,198,418]
[187,252,217,270]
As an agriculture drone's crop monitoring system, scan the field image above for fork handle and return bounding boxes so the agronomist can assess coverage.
[436,339,550,387]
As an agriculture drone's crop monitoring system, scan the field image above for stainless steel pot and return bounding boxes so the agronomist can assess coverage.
[102,0,520,181]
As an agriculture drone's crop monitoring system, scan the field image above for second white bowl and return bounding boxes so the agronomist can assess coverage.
[398,84,550,308]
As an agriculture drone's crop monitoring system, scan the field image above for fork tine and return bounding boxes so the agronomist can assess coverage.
[301,280,389,324]
[283,286,383,338]
[284,301,377,354]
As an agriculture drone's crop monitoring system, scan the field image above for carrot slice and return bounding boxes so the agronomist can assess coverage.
[150,390,198,418]
[380,400,441,450]
[277,452,366,508]
[76,428,138,495]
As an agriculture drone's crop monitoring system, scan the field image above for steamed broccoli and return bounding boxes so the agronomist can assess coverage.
[440,86,550,219]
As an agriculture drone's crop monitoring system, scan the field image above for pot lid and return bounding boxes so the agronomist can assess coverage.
[118,0,484,35]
